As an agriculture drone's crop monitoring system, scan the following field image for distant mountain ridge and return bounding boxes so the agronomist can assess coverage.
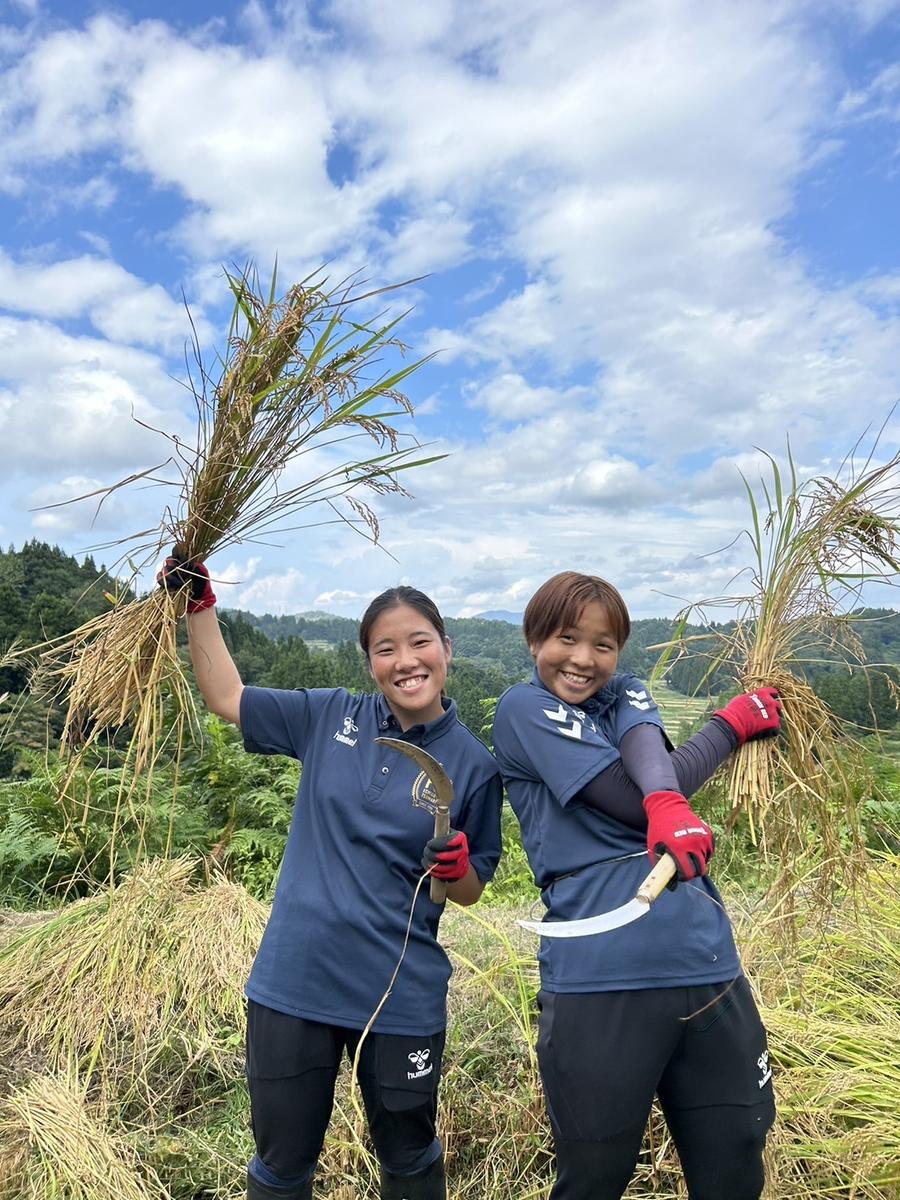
[473,609,523,624]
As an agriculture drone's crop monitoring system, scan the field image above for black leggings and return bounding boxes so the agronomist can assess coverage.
[246,1000,445,1188]
[537,979,775,1200]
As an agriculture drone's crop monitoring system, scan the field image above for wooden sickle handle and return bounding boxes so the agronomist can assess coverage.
[430,807,451,904]
[635,853,678,904]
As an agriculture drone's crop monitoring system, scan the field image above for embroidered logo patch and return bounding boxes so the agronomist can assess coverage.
[411,769,442,816]
[757,1049,772,1089]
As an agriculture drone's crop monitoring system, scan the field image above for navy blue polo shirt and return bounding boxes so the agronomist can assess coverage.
[240,686,502,1035]
[492,670,739,992]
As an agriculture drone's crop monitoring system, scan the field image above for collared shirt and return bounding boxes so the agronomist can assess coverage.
[241,686,502,1035]
[492,671,739,992]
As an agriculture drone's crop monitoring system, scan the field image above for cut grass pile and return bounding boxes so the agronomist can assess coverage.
[0,856,898,1198]
[0,859,266,1098]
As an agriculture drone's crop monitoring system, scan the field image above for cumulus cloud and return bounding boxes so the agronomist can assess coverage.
[0,251,207,350]
[0,315,193,476]
[232,568,309,614]
[466,373,587,422]
[1,0,899,617]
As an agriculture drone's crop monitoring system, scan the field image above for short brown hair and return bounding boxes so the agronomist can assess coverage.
[522,572,631,650]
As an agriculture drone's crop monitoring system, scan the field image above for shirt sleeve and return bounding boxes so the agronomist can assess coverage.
[617,722,681,795]
[240,686,330,760]
[493,685,621,807]
[458,772,503,883]
[611,676,672,748]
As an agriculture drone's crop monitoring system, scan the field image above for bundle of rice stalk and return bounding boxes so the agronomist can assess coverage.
[660,432,900,894]
[0,1074,170,1200]
[31,266,440,765]
[0,858,266,1091]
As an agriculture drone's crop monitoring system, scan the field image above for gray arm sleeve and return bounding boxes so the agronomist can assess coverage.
[576,717,739,829]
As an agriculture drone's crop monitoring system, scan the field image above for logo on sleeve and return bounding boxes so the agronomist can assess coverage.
[407,1048,433,1078]
[542,703,590,740]
[333,715,359,747]
[626,688,652,712]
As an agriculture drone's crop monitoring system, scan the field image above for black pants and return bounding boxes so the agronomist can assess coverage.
[537,977,776,1200]
[245,1000,445,1188]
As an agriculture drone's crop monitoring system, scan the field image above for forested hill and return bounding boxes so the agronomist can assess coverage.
[230,609,691,680]
[2,543,900,770]
[2,541,900,681]
[0,542,131,681]
[227,608,536,676]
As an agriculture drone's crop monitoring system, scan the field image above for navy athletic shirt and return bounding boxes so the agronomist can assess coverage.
[492,670,739,992]
[240,687,502,1035]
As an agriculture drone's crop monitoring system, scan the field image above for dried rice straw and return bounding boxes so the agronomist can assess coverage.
[17,267,440,872]
[654,423,900,900]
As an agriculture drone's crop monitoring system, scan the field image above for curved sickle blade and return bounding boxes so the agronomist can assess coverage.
[375,737,454,904]
[518,897,648,938]
[517,853,677,938]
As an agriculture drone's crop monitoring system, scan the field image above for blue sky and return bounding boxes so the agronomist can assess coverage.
[2,0,900,619]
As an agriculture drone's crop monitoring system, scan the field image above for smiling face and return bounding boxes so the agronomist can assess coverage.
[366,603,452,729]
[530,599,620,706]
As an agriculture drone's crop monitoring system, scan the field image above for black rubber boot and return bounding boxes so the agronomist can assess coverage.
[246,1168,313,1199]
[380,1153,446,1200]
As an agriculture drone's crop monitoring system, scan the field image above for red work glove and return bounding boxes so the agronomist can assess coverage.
[642,790,714,882]
[422,829,470,881]
[157,555,217,613]
[715,688,782,745]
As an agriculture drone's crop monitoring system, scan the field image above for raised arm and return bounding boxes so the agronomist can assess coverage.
[577,690,782,819]
[160,557,244,727]
[187,607,244,727]
[576,717,735,824]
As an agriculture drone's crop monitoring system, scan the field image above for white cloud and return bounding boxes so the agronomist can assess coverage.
[0,251,206,350]
[380,206,472,278]
[27,474,126,535]
[315,588,371,609]
[0,315,193,476]
[1,0,900,619]
[233,568,309,614]
[79,231,113,256]
[211,557,262,587]
[570,459,662,509]
[467,373,586,422]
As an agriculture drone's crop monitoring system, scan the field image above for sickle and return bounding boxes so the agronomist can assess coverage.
[374,737,454,904]
[517,853,677,938]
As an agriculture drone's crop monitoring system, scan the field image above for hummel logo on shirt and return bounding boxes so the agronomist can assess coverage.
[542,703,584,740]
[626,688,652,712]
[333,715,359,747]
